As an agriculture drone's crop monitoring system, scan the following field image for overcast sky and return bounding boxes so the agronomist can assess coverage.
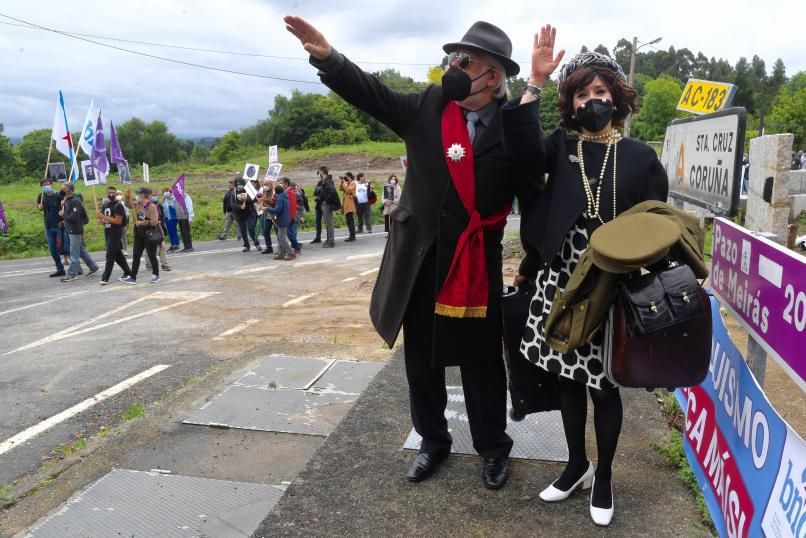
[0,0,802,139]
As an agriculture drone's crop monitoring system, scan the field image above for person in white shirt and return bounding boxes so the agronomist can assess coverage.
[355,172,373,233]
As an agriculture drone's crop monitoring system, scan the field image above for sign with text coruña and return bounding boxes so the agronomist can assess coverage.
[675,297,805,538]
[677,78,737,115]
[710,217,806,390]
[660,108,746,216]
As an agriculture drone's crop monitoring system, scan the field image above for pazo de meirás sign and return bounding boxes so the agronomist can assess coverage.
[660,107,747,216]
[710,217,805,390]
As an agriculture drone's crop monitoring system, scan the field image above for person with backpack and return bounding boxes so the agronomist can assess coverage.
[320,173,340,247]
[265,184,295,260]
[281,177,303,255]
[58,182,99,282]
[121,187,161,284]
[97,185,133,285]
[145,189,171,272]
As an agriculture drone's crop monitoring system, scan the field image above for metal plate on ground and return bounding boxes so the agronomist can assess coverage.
[26,469,283,538]
[183,358,383,436]
[241,354,334,390]
[403,386,568,462]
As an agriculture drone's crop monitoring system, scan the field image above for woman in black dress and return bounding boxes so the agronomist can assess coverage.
[508,27,668,526]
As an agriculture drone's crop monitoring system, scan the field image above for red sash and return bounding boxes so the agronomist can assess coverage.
[435,101,510,319]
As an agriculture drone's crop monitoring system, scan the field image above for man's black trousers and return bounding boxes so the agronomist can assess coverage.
[401,251,512,460]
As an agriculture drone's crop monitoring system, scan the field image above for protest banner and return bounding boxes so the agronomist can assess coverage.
[118,160,132,184]
[710,217,805,390]
[676,296,805,538]
[171,174,187,212]
[264,163,282,181]
[47,162,67,183]
[244,179,258,200]
[243,163,260,182]
[660,108,746,216]
[142,163,150,183]
[268,145,278,164]
[50,91,78,182]
[0,201,8,234]
[81,160,99,186]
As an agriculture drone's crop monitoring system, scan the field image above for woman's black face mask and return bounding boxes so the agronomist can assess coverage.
[442,66,493,102]
[575,98,614,133]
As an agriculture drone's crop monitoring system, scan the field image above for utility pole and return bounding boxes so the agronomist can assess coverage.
[623,36,638,139]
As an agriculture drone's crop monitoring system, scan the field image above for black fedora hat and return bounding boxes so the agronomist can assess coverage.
[443,21,519,77]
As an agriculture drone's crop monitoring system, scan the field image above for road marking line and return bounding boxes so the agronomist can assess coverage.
[232,266,277,275]
[2,292,217,356]
[282,293,317,308]
[213,319,260,340]
[293,259,332,267]
[0,364,171,457]
[341,277,357,282]
[346,252,383,261]
[359,267,380,276]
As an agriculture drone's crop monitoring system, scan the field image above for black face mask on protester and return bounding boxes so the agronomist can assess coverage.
[441,66,493,102]
[575,98,614,133]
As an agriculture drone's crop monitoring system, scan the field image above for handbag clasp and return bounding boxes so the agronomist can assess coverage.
[650,301,658,313]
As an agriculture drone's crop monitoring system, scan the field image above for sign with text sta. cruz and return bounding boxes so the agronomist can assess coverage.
[677,78,737,115]
[710,217,806,390]
[660,107,746,216]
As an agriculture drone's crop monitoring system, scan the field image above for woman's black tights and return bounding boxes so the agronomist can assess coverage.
[554,376,622,507]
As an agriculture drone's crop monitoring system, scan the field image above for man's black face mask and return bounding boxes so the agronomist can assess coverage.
[442,66,492,102]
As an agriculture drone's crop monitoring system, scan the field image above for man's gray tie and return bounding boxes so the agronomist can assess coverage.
[466,111,479,144]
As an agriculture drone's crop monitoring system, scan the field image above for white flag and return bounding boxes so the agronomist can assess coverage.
[77,99,96,157]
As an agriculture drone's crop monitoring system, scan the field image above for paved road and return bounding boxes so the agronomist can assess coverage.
[0,226,389,488]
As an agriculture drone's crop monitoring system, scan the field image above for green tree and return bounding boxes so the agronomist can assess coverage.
[538,78,562,133]
[632,76,683,140]
[427,65,443,85]
[0,123,22,183]
[15,128,53,177]
[210,130,242,163]
[767,72,806,147]
[115,118,183,165]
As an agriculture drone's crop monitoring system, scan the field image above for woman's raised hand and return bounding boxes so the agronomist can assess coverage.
[529,25,565,85]
[284,16,332,61]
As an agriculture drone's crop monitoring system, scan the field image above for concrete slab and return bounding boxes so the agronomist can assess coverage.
[402,386,567,462]
[26,469,282,538]
[244,355,334,390]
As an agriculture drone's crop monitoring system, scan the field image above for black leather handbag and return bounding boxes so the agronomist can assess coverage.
[617,263,706,337]
[145,226,162,243]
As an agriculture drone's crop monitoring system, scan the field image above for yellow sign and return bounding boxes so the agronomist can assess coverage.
[677,79,736,115]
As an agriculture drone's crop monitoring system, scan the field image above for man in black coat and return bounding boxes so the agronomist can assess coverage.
[286,16,535,489]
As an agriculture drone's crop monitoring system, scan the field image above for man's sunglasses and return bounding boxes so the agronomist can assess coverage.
[447,52,487,70]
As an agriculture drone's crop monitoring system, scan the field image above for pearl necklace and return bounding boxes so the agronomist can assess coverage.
[576,130,621,225]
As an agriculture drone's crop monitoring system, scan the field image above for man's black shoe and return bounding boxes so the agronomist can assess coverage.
[242,247,250,252]
[50,271,66,278]
[345,236,356,242]
[482,457,509,490]
[406,451,449,482]
[310,237,322,244]
[261,248,274,254]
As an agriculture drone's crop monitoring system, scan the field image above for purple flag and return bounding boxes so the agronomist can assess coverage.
[0,200,8,234]
[109,120,125,164]
[90,111,108,174]
[171,174,188,212]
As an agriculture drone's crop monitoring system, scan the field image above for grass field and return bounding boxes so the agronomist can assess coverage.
[0,142,405,260]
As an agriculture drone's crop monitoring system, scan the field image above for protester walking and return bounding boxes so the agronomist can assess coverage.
[37,177,68,277]
[162,188,181,251]
[281,177,303,254]
[146,189,171,272]
[122,187,161,284]
[258,180,275,254]
[174,190,194,252]
[509,35,670,526]
[266,184,295,260]
[219,179,241,240]
[59,182,99,282]
[97,185,132,285]
[235,183,262,252]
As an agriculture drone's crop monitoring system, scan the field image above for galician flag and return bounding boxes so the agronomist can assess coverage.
[90,110,108,174]
[109,120,125,164]
[51,91,78,182]
[77,99,96,157]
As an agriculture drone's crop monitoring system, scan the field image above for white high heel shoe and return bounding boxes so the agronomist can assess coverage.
[589,476,614,526]
[539,460,595,502]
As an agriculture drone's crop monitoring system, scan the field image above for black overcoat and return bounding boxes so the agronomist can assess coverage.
[314,53,539,367]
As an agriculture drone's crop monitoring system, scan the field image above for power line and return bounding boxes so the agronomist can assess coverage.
[0,13,323,85]
[0,18,436,66]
